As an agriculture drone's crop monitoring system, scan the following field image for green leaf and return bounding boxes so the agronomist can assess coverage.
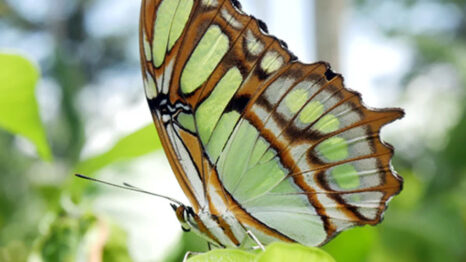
[187,249,255,262]
[256,242,336,262]
[0,53,51,160]
[75,124,161,174]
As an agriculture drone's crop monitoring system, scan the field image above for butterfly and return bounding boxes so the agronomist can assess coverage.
[139,0,404,248]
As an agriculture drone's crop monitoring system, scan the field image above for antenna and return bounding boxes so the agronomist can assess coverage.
[75,174,185,206]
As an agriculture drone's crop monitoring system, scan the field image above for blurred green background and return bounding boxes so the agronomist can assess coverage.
[0,0,465,261]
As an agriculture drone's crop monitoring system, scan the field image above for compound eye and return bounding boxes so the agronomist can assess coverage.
[175,206,186,223]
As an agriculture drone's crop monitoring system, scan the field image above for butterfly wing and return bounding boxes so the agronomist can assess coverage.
[140,0,403,247]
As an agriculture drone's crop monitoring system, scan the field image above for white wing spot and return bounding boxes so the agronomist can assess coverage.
[144,73,157,99]
[264,117,282,140]
[264,77,295,105]
[246,30,264,56]
[251,104,268,122]
[202,0,218,7]
[261,51,284,74]
[221,9,242,29]
[316,194,353,230]
[162,114,171,123]
[162,59,175,95]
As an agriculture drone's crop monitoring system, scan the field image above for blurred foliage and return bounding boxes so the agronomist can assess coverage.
[75,125,161,176]
[162,231,209,262]
[0,0,465,261]
[30,213,131,262]
[102,223,133,262]
[323,226,378,262]
[35,214,96,262]
[0,53,51,160]
[343,0,466,261]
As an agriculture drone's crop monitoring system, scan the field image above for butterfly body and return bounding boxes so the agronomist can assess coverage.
[140,0,404,248]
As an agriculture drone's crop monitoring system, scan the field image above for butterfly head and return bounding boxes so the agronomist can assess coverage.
[170,203,197,233]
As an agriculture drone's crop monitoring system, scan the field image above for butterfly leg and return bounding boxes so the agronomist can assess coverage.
[182,251,201,262]
[248,230,265,251]
[239,230,265,251]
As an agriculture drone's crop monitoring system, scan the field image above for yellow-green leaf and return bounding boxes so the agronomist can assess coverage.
[187,249,255,262]
[0,53,51,160]
[256,242,336,262]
